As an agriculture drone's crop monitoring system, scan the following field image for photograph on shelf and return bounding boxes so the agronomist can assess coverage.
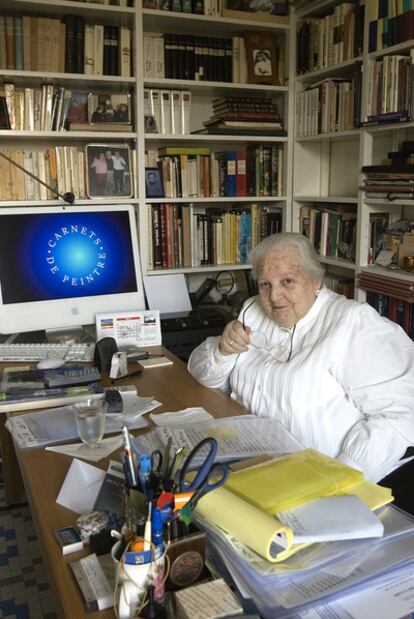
[244,32,279,86]
[144,114,158,133]
[227,0,287,14]
[67,91,89,129]
[145,167,164,198]
[86,144,133,198]
[88,93,132,125]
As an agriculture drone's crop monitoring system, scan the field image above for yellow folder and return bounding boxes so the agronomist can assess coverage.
[224,448,365,514]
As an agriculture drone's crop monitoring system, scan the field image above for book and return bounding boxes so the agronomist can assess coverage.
[69,122,133,132]
[221,8,289,24]
[54,527,84,555]
[69,554,113,612]
[138,356,173,368]
[193,126,287,136]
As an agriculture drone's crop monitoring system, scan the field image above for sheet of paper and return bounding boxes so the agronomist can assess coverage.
[133,415,304,464]
[46,435,123,462]
[56,458,105,514]
[298,563,414,619]
[6,403,149,450]
[150,407,213,426]
[143,273,192,313]
[277,495,384,543]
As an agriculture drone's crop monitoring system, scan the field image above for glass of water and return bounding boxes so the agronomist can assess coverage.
[74,399,107,450]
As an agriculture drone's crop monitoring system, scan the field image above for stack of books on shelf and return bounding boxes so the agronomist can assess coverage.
[360,142,414,200]
[147,202,282,269]
[296,2,364,74]
[197,96,286,136]
[368,0,414,52]
[363,53,414,125]
[300,204,357,262]
[161,33,233,82]
[1,84,73,132]
[296,68,362,136]
[0,14,131,77]
[221,0,288,22]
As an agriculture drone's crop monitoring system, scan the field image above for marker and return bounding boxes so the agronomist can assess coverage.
[143,502,152,552]
[121,425,137,487]
[139,454,152,498]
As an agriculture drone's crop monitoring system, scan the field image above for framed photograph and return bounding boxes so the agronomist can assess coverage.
[86,144,133,198]
[227,0,287,14]
[144,114,158,133]
[87,93,132,125]
[145,167,164,198]
[244,32,280,86]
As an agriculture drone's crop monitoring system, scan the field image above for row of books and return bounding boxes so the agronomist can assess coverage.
[143,0,220,15]
[296,2,364,75]
[299,205,357,261]
[1,84,72,132]
[367,292,414,340]
[147,203,282,269]
[0,147,137,201]
[368,0,414,53]
[151,145,284,199]
[163,33,233,82]
[0,148,86,201]
[323,274,354,299]
[364,52,414,125]
[73,0,133,4]
[296,71,361,136]
[0,14,131,77]
[144,89,191,135]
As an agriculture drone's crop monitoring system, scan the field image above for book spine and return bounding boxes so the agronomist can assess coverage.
[5,16,15,70]
[64,16,77,73]
[14,16,23,71]
[119,26,131,78]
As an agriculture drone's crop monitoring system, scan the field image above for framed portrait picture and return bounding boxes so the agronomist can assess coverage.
[145,167,164,198]
[87,93,132,125]
[144,114,158,133]
[86,144,133,198]
[244,32,280,86]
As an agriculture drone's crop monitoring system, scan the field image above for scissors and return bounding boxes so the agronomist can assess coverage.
[178,437,229,507]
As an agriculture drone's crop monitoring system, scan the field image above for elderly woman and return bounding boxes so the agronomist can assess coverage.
[188,233,414,512]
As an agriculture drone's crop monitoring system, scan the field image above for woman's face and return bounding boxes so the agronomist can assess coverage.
[257,249,321,329]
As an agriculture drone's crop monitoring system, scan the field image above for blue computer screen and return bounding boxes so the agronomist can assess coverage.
[0,211,138,304]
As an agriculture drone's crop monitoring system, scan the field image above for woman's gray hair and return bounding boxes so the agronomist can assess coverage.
[249,233,325,281]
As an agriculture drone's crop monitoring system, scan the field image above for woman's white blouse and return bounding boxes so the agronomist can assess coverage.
[187,287,414,482]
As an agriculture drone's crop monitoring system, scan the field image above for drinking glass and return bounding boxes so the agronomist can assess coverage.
[74,399,107,450]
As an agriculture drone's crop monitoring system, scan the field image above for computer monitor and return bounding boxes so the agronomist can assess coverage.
[0,204,146,335]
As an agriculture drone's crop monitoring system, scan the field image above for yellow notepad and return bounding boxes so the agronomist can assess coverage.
[224,448,365,514]
[195,465,393,563]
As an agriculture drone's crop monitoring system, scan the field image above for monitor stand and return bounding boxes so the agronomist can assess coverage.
[45,324,96,344]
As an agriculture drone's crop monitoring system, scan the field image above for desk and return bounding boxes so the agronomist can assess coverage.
[9,349,244,619]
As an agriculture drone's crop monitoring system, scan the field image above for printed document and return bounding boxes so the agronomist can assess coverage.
[132,415,304,464]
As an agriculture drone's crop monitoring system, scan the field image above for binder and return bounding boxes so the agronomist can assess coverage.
[180,90,192,135]
[149,89,161,134]
[160,90,172,135]
[170,90,181,135]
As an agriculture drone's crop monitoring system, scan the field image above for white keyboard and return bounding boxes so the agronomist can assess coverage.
[0,342,95,362]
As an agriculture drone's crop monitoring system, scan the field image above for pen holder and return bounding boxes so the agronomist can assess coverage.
[165,524,207,591]
[111,540,166,619]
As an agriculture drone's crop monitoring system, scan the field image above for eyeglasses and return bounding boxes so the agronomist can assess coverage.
[241,299,296,362]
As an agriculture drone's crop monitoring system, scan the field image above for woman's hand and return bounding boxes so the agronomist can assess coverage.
[218,320,251,356]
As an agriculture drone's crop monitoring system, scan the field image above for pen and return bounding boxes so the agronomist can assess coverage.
[112,369,143,384]
[139,454,152,498]
[121,425,138,487]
